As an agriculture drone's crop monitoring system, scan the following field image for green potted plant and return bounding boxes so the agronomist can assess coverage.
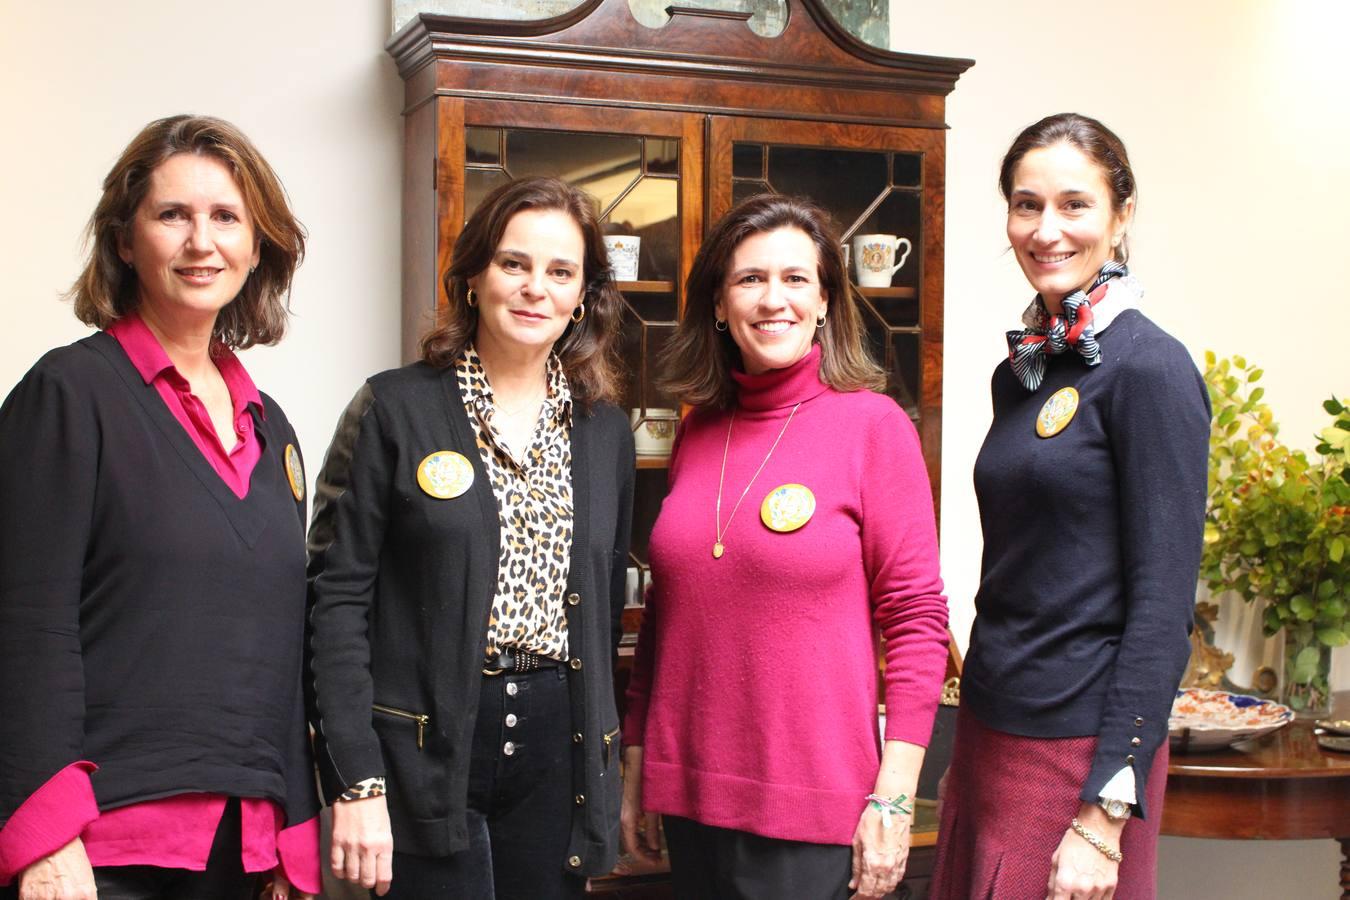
[1200,352,1349,716]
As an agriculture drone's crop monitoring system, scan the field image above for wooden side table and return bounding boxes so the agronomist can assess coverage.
[1162,691,1350,898]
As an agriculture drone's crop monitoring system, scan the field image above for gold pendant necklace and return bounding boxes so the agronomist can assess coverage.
[713,402,800,559]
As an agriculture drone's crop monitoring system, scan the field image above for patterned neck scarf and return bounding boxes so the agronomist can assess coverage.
[1006,261,1130,391]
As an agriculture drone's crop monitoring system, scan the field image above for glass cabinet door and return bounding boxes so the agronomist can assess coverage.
[709,116,947,499]
[453,102,704,636]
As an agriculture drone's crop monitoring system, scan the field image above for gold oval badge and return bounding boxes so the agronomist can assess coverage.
[1036,387,1080,438]
[417,451,475,499]
[760,483,816,533]
[284,444,305,502]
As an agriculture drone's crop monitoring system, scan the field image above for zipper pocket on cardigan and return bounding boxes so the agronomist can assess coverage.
[602,725,620,768]
[372,703,430,750]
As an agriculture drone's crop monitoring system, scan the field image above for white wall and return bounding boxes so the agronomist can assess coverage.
[895,2,1349,897]
[0,0,406,490]
[3,2,1346,897]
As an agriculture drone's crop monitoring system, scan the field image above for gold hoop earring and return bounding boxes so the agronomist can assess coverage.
[571,303,585,323]
[714,319,728,332]
[465,289,477,308]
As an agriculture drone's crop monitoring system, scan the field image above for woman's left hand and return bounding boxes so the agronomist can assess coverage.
[848,802,909,900]
[1045,805,1123,900]
[260,867,314,900]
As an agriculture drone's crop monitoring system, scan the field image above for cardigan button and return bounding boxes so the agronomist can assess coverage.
[573,732,584,743]
[1134,717,1144,727]
[505,714,518,728]
[568,856,582,868]
[503,741,516,756]
[575,794,586,806]
[1126,754,1136,765]
[1131,737,1142,747]
[566,592,581,606]
[570,658,583,670]
[506,682,519,697]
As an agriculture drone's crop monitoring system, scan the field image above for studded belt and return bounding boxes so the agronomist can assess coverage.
[482,647,563,675]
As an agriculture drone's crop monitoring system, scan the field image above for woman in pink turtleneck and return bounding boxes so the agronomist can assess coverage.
[620,195,949,900]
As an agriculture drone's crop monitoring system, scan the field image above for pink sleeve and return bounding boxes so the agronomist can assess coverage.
[0,762,99,886]
[275,815,322,896]
[861,409,950,747]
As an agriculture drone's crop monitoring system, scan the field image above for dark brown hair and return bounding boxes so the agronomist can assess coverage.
[69,114,306,348]
[660,194,884,410]
[420,176,624,409]
[999,112,1137,262]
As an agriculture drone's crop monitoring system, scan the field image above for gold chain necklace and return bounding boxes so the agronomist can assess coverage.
[713,402,800,559]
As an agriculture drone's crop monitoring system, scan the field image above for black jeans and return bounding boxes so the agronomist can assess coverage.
[383,667,584,900]
[663,814,852,900]
[1,798,254,900]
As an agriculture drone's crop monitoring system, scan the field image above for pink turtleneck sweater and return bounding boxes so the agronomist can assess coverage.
[624,346,949,845]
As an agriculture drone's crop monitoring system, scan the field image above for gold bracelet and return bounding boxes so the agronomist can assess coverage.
[1070,818,1123,863]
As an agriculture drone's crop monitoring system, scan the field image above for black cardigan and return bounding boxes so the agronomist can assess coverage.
[964,310,1210,818]
[306,361,634,875]
[0,332,318,828]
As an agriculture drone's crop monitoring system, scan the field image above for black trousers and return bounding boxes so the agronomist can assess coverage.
[383,667,585,900]
[663,815,853,900]
[1,798,254,900]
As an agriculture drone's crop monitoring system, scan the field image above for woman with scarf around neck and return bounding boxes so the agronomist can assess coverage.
[930,114,1210,900]
[620,195,950,900]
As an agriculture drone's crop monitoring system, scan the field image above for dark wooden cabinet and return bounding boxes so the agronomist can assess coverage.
[386,1,971,891]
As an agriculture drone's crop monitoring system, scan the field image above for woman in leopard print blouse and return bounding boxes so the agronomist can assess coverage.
[308,176,635,900]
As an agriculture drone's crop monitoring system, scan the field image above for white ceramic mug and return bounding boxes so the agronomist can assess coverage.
[604,235,641,281]
[851,234,912,287]
[630,408,677,456]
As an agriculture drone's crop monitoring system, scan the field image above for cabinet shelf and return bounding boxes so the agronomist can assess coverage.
[635,454,670,469]
[857,286,917,299]
[618,280,675,294]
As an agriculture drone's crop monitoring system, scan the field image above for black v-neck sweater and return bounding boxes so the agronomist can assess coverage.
[0,332,318,828]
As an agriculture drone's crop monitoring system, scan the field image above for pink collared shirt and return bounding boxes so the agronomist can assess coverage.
[0,314,320,893]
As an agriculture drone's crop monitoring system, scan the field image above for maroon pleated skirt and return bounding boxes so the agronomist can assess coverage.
[929,706,1167,900]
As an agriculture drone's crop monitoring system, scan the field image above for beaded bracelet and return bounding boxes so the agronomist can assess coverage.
[1070,817,1123,863]
[865,793,913,829]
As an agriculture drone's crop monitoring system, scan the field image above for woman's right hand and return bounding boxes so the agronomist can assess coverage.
[620,746,662,863]
[18,837,96,900]
[330,795,394,896]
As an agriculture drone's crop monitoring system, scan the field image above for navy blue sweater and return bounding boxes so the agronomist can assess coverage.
[963,309,1210,818]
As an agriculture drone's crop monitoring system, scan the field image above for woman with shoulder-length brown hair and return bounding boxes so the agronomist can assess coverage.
[621,194,950,900]
[308,175,634,900]
[0,114,320,900]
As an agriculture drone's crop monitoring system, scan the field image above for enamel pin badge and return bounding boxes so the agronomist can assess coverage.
[417,451,475,499]
[1036,387,1080,438]
[760,483,816,533]
[284,444,305,502]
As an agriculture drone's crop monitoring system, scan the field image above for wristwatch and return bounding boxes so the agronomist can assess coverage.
[1098,797,1132,821]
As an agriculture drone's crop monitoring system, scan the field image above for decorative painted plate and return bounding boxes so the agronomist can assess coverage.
[1168,688,1294,752]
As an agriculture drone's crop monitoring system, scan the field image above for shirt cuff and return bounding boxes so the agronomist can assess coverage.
[338,777,386,802]
[0,762,100,886]
[276,815,322,896]
[1098,764,1137,805]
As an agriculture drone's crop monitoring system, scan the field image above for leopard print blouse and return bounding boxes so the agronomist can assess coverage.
[338,348,576,802]
[457,345,574,661]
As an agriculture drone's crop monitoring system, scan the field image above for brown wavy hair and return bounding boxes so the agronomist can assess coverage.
[660,194,884,410]
[68,114,306,349]
[999,112,1137,263]
[420,176,625,409]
